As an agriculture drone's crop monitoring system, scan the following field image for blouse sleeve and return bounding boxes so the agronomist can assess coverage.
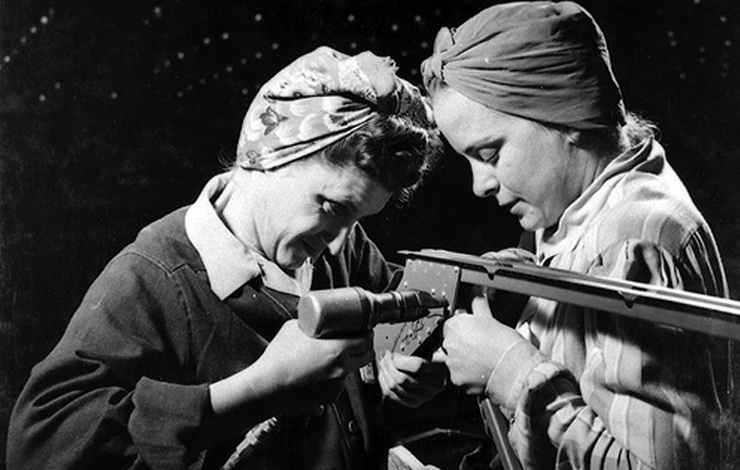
[7,251,224,470]
[503,234,726,470]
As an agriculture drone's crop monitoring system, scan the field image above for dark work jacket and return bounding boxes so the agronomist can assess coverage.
[7,207,394,470]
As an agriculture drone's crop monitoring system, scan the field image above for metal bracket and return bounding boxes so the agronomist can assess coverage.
[373,258,461,356]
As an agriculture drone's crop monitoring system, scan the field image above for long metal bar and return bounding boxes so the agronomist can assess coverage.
[399,249,740,470]
[399,249,740,342]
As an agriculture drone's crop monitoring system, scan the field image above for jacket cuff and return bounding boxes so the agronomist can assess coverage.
[485,340,547,413]
[130,377,221,469]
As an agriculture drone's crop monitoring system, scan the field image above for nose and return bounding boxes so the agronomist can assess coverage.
[468,158,499,199]
[325,224,354,255]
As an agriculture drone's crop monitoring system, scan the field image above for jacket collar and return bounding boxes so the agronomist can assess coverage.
[185,172,312,299]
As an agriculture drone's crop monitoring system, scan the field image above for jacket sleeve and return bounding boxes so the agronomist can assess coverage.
[495,232,727,470]
[7,251,224,470]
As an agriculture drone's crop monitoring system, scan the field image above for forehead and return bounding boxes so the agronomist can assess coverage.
[432,89,512,153]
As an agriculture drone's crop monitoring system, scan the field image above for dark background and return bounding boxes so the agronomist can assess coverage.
[2,0,740,467]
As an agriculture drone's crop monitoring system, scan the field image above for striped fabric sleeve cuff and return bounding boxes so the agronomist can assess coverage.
[485,340,547,414]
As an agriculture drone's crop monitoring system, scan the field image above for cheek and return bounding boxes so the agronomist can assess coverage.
[528,177,572,228]
[503,152,553,196]
[287,213,330,240]
[267,211,308,251]
[496,159,532,194]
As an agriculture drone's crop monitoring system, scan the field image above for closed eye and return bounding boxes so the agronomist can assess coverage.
[479,148,499,164]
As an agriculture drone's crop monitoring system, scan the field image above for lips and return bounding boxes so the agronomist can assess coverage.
[499,198,518,213]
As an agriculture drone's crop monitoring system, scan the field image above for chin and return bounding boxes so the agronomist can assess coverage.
[279,260,303,271]
[278,252,310,271]
[517,218,537,232]
[518,218,548,233]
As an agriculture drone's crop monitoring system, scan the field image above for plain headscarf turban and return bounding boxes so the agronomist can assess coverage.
[237,46,430,170]
[421,1,626,130]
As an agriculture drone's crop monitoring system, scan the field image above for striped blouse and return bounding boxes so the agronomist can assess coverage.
[491,138,730,469]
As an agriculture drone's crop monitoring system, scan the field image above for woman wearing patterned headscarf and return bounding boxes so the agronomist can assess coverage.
[423,2,729,470]
[8,47,445,470]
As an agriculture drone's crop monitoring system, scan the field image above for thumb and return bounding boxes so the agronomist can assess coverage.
[431,347,447,365]
[470,295,494,319]
[452,307,470,317]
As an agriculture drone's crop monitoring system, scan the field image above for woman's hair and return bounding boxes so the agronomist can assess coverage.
[321,112,443,204]
[555,111,658,160]
[227,110,443,204]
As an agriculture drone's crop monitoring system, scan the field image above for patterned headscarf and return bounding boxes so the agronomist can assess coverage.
[421,1,626,130]
[237,46,431,170]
